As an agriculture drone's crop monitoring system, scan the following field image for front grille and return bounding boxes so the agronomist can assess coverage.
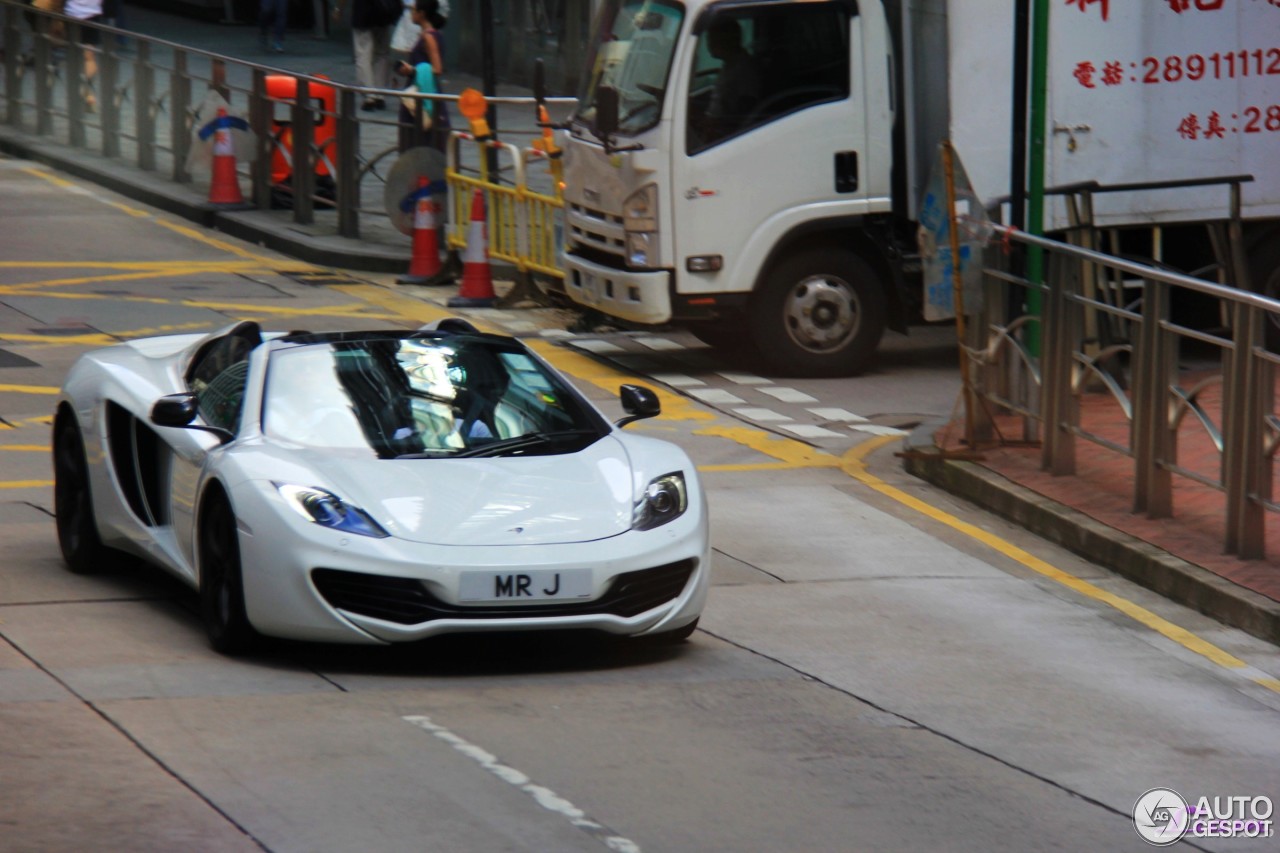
[311,560,697,626]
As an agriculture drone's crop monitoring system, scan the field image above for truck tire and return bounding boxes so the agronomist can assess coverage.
[749,247,886,377]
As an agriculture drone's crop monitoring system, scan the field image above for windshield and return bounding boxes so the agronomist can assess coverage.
[574,0,685,136]
[262,334,605,458]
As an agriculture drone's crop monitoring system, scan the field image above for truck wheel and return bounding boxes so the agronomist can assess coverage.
[749,248,886,377]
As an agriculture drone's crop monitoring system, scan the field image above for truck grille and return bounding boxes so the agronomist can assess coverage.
[311,560,697,626]
[567,202,626,258]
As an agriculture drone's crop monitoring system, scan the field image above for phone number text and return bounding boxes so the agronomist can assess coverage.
[1074,48,1280,88]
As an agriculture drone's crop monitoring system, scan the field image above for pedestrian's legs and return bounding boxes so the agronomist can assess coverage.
[260,0,286,51]
[371,25,393,90]
[353,27,374,88]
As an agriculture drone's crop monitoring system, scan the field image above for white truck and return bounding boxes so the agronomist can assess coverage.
[548,0,1280,376]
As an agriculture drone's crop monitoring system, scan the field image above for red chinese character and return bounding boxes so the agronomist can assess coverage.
[1074,61,1097,88]
[1177,114,1200,139]
[1168,0,1225,11]
[1102,62,1124,86]
[1204,112,1226,139]
[1066,0,1109,21]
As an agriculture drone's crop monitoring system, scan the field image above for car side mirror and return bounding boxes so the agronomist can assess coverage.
[150,393,234,443]
[615,384,660,428]
[150,393,199,427]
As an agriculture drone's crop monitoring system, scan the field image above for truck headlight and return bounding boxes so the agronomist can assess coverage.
[632,472,687,531]
[623,184,659,269]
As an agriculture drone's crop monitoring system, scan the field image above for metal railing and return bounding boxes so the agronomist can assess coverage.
[967,208,1280,560]
[0,1,573,255]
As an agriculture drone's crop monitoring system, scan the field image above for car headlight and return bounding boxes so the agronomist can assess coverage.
[275,483,389,538]
[632,472,688,531]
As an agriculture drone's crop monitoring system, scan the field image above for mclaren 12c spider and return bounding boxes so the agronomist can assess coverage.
[53,319,708,654]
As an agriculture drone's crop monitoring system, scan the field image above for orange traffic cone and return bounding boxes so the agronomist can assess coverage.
[448,189,496,308]
[397,176,444,285]
[208,108,244,205]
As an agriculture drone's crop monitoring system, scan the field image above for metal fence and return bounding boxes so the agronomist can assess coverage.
[966,211,1280,560]
[0,0,572,262]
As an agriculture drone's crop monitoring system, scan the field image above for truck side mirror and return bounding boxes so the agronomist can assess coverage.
[534,58,546,106]
[615,384,661,428]
[596,85,620,140]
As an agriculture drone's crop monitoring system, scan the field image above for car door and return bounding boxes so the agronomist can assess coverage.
[168,329,258,576]
[671,1,862,292]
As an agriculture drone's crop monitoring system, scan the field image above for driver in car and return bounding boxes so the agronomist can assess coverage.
[701,17,761,143]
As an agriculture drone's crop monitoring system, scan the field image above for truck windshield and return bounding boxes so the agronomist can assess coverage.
[574,0,685,136]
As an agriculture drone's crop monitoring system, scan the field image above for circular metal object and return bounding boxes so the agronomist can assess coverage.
[782,275,860,353]
[384,147,449,236]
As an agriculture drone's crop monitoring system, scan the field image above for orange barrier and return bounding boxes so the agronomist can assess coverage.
[265,75,337,185]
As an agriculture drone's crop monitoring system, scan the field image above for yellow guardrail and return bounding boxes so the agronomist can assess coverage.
[444,129,565,281]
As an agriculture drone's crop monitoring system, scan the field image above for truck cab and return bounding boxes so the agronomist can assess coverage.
[559,0,903,377]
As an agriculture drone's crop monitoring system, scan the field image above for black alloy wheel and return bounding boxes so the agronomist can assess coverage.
[199,493,258,655]
[53,416,110,574]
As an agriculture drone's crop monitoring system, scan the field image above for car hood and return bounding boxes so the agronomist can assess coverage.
[310,436,637,546]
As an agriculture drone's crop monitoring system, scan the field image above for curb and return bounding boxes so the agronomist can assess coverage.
[900,422,1280,645]
[0,127,522,278]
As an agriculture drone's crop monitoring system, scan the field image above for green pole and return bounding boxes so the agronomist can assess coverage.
[1025,0,1050,355]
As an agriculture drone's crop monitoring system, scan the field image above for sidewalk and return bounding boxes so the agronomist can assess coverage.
[0,4,564,274]
[903,392,1280,644]
[3,6,1278,647]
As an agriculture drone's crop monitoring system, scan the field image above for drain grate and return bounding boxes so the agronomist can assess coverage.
[279,270,365,287]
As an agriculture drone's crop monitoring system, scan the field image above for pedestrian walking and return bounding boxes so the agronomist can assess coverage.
[333,0,403,111]
[395,0,448,152]
[259,0,288,53]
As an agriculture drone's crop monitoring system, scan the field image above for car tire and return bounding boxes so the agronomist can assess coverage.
[199,492,258,656]
[749,247,886,377]
[53,414,113,575]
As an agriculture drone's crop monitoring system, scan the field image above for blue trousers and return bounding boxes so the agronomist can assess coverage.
[259,0,288,44]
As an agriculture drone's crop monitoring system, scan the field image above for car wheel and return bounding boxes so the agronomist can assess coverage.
[198,492,257,655]
[749,248,886,377]
[53,415,111,575]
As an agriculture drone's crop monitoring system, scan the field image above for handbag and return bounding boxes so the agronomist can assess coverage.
[400,63,438,130]
[391,6,418,53]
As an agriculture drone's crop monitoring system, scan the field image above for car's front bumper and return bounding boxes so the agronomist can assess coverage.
[231,481,709,644]
[562,253,673,325]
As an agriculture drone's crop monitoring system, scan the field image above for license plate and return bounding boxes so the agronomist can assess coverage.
[458,568,593,602]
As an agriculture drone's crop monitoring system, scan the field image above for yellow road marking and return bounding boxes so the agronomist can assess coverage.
[0,416,54,430]
[0,445,48,452]
[21,167,287,264]
[842,435,1280,695]
[0,480,52,490]
[333,283,466,328]
[151,218,285,264]
[0,332,117,347]
[0,384,60,395]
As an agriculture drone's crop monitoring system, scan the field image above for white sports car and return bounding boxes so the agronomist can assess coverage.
[54,319,708,654]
